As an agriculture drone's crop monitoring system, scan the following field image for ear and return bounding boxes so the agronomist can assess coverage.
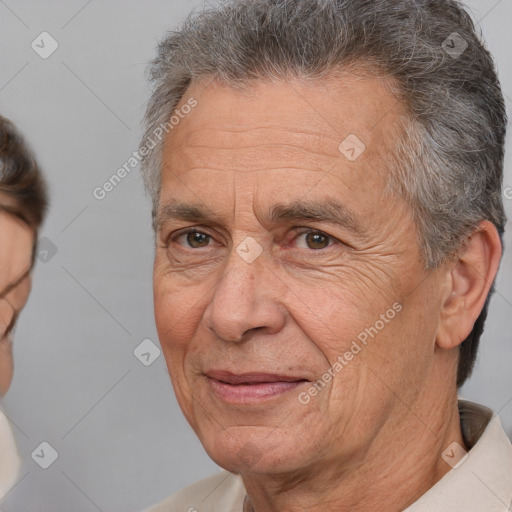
[436,221,502,350]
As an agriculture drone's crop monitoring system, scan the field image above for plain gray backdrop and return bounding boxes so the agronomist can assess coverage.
[0,0,511,511]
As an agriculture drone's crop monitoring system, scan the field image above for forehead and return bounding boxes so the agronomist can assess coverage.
[169,71,404,144]
[160,72,407,216]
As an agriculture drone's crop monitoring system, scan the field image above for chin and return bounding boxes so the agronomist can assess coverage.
[199,427,309,475]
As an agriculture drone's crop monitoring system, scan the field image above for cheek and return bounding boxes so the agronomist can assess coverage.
[0,299,14,336]
[285,277,399,366]
[9,277,31,313]
[154,290,197,348]
[153,275,215,430]
[0,338,14,396]
[287,281,415,414]
[153,266,209,362]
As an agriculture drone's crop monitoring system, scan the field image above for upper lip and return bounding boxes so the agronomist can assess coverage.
[205,370,309,385]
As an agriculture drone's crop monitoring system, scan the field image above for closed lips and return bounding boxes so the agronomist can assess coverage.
[205,371,309,384]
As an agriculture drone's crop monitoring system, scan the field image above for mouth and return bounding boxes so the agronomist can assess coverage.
[205,370,309,404]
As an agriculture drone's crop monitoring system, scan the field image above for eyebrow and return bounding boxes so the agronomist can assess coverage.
[269,199,364,233]
[155,202,216,230]
[156,198,365,234]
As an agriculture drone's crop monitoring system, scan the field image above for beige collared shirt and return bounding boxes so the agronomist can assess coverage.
[0,409,21,503]
[146,400,512,512]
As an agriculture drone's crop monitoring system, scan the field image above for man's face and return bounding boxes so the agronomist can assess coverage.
[153,75,447,475]
[0,200,33,396]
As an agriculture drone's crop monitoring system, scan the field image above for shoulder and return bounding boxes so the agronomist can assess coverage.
[0,409,21,501]
[144,471,246,512]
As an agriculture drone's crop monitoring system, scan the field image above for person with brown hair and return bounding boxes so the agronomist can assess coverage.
[0,115,47,501]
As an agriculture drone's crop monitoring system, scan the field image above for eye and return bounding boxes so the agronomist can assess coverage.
[174,229,213,249]
[293,230,337,250]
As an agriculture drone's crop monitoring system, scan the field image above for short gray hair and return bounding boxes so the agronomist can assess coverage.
[140,0,507,386]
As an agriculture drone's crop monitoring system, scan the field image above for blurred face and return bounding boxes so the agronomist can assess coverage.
[0,199,34,396]
[153,76,448,475]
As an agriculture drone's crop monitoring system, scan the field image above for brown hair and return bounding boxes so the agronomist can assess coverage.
[0,115,48,228]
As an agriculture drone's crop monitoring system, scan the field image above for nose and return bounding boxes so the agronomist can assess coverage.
[202,252,286,343]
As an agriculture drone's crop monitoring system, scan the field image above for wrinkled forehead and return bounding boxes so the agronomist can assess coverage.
[166,72,407,158]
[158,74,409,223]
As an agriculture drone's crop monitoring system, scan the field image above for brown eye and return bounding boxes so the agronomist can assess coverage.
[304,232,330,249]
[186,231,210,248]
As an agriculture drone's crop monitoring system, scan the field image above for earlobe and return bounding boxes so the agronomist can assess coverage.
[436,221,502,350]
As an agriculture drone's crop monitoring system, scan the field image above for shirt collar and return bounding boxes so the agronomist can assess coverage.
[405,399,512,512]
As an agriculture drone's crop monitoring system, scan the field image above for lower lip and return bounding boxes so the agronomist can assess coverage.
[207,378,306,404]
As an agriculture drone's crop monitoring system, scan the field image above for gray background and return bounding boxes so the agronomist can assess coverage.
[0,0,511,511]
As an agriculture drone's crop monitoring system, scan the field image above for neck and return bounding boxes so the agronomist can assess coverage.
[240,380,464,512]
